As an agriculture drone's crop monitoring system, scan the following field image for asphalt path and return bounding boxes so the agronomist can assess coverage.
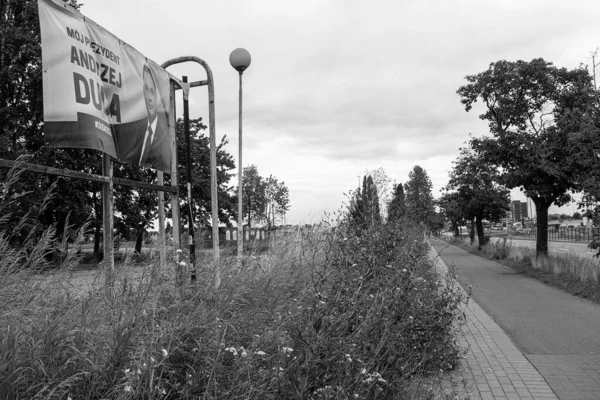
[432,241,600,356]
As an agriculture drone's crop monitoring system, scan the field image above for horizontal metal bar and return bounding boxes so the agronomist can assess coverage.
[0,158,178,193]
[173,79,208,90]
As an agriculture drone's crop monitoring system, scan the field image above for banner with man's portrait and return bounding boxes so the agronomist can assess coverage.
[38,0,173,172]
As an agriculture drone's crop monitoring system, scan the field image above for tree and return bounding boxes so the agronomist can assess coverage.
[445,143,510,248]
[242,165,267,229]
[264,175,290,228]
[573,212,582,220]
[348,175,381,231]
[174,118,237,229]
[457,58,599,256]
[387,183,406,223]
[404,166,436,230]
[438,191,466,237]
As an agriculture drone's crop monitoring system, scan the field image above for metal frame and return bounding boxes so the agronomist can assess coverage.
[161,56,220,291]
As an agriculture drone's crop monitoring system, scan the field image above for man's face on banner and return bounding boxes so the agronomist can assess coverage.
[143,68,157,122]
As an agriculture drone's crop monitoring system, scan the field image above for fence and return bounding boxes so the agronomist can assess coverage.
[512,227,600,242]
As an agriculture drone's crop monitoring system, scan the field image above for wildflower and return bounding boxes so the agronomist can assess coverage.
[409,316,413,320]
[361,368,367,374]
[162,348,168,357]
[124,368,130,373]
[402,269,407,273]
[282,347,293,353]
[256,351,266,356]
[161,389,166,395]
[176,249,183,254]
[124,385,132,392]
[241,350,248,358]
[179,261,187,267]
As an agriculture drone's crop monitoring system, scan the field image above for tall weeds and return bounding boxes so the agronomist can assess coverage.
[0,162,464,399]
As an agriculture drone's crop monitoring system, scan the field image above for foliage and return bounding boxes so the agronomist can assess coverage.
[175,118,237,228]
[349,175,381,231]
[242,165,266,229]
[387,183,406,224]
[404,166,436,231]
[242,165,290,229]
[458,57,600,256]
[444,142,510,248]
[437,191,465,237]
[0,164,466,398]
[264,175,290,228]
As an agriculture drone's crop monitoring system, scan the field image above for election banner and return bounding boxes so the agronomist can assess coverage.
[38,0,173,172]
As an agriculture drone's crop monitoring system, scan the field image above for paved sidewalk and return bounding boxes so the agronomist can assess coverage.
[430,245,558,399]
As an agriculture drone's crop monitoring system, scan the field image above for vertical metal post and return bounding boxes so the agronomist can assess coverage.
[168,81,181,284]
[183,76,196,283]
[237,71,244,266]
[207,70,220,290]
[157,169,166,272]
[102,153,114,295]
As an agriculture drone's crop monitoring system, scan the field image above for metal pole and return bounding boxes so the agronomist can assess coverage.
[102,153,114,296]
[237,71,244,266]
[183,76,196,282]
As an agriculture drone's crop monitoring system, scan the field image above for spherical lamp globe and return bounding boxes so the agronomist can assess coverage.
[229,48,251,73]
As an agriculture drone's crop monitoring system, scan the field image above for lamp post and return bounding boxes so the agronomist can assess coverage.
[230,48,251,266]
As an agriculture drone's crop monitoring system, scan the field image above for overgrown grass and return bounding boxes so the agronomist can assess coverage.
[447,235,600,305]
[1,166,466,399]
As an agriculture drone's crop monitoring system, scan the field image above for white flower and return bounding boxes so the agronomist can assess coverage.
[179,261,187,267]
[161,389,166,395]
[282,347,293,353]
[176,249,183,253]
[124,385,132,392]
[402,269,407,272]
[256,351,266,356]
[124,368,130,373]
[162,348,168,357]
[361,368,367,374]
[241,350,248,358]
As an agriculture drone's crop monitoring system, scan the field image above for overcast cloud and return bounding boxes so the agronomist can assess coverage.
[82,0,600,222]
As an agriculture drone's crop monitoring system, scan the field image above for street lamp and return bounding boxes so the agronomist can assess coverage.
[230,48,251,266]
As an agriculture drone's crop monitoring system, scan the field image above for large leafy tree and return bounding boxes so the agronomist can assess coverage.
[458,58,599,256]
[264,175,290,228]
[242,165,266,229]
[404,166,436,230]
[445,143,510,248]
[0,0,98,247]
[437,191,466,237]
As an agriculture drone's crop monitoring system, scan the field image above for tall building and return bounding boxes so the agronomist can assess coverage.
[511,200,528,222]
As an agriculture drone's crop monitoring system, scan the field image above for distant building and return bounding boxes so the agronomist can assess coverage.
[511,200,528,222]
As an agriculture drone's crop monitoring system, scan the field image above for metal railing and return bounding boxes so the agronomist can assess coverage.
[512,227,600,242]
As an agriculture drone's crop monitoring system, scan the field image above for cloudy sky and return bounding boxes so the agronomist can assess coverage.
[81,0,600,223]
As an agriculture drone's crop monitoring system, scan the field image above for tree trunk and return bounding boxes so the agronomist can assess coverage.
[452,222,459,237]
[475,215,486,250]
[469,218,475,245]
[93,220,101,263]
[533,198,551,257]
[135,226,145,254]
